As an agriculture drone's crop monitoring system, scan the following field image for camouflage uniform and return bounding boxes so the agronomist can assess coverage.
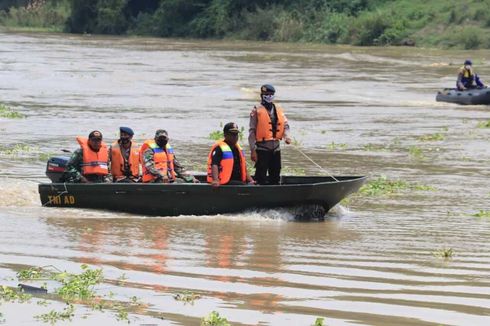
[141,147,194,183]
[62,148,112,183]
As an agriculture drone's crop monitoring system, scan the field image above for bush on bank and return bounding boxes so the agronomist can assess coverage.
[1,0,490,49]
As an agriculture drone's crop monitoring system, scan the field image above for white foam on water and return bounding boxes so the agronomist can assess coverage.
[0,177,39,207]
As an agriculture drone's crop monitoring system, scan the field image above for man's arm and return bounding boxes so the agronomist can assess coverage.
[173,155,198,182]
[210,147,223,187]
[248,107,258,161]
[282,110,291,144]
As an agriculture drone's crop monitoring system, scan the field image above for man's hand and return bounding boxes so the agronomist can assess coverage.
[285,137,292,145]
[251,149,257,162]
[80,176,89,183]
[211,180,220,188]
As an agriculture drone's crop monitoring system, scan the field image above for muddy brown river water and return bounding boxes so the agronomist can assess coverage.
[0,32,489,325]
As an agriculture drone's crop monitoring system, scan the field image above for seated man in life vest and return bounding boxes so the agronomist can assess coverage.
[207,122,255,188]
[140,129,199,183]
[109,126,140,183]
[457,59,485,90]
[62,130,111,183]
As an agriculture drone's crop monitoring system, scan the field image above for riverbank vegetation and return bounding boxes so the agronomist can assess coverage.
[1,0,490,48]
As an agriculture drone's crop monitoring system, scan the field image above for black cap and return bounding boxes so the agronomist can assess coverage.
[464,59,472,66]
[155,129,168,139]
[88,130,102,140]
[223,122,240,134]
[260,84,275,94]
[119,126,134,136]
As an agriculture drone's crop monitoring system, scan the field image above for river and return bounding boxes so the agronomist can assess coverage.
[0,32,489,325]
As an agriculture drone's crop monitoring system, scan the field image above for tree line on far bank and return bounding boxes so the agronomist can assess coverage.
[1,0,490,49]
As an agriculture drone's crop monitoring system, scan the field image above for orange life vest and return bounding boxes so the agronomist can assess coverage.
[76,136,109,176]
[255,104,286,141]
[110,141,140,181]
[207,141,246,184]
[140,140,175,183]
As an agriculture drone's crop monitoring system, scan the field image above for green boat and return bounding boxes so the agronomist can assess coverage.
[40,156,366,220]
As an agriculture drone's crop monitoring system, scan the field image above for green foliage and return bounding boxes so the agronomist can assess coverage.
[201,311,230,326]
[433,247,454,259]
[0,285,32,303]
[472,210,490,218]
[34,303,75,324]
[55,264,103,300]
[0,0,70,32]
[0,103,24,119]
[312,317,326,326]
[408,145,424,159]
[2,0,490,49]
[326,141,348,151]
[173,290,201,304]
[360,176,410,197]
[477,120,490,128]
[360,176,436,197]
[417,133,445,142]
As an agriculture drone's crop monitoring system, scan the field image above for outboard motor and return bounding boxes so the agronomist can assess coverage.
[45,156,70,183]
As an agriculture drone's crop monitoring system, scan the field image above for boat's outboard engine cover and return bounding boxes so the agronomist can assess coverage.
[46,156,70,183]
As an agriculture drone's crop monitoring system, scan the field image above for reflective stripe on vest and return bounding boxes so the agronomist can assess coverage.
[111,141,140,180]
[255,104,286,141]
[207,140,247,184]
[140,140,175,183]
[76,136,109,176]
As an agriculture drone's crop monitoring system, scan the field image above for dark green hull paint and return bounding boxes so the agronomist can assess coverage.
[38,175,366,217]
[436,88,490,105]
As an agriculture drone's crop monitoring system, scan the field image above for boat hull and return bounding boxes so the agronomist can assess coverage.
[436,88,490,105]
[38,176,366,217]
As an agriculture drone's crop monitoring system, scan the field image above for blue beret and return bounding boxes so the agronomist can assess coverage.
[119,126,134,136]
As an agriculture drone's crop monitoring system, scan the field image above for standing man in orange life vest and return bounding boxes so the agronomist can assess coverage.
[207,122,255,188]
[62,130,111,183]
[248,84,291,185]
[109,126,140,183]
[140,129,198,183]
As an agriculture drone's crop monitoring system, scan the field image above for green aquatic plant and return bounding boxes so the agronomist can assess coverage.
[17,267,46,280]
[408,145,425,159]
[433,248,454,259]
[326,141,348,151]
[34,303,75,324]
[472,210,490,218]
[417,133,445,142]
[359,176,410,197]
[476,120,490,128]
[413,184,437,191]
[0,285,31,303]
[201,311,230,326]
[173,291,201,304]
[0,312,4,323]
[362,143,389,152]
[360,176,436,197]
[0,144,37,156]
[115,306,129,322]
[55,265,103,300]
[312,317,326,326]
[0,103,24,119]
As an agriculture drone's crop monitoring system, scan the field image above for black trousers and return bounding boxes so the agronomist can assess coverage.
[254,150,281,185]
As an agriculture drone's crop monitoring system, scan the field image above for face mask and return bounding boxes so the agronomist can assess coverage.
[156,138,168,148]
[262,94,275,103]
[120,137,130,145]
